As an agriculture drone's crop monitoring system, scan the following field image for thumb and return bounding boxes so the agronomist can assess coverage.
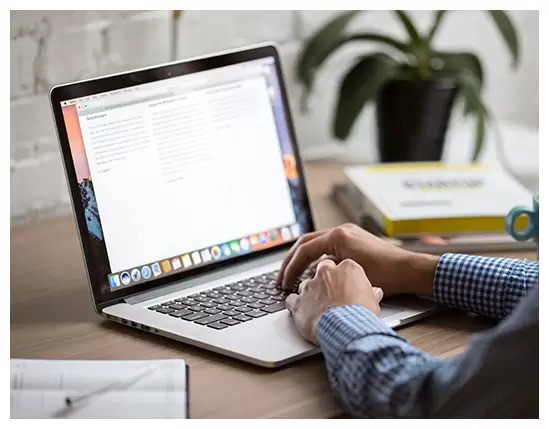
[372,287,384,303]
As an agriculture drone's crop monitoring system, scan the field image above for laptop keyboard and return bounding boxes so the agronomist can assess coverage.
[147,270,304,330]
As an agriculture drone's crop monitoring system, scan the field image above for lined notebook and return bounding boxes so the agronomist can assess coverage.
[10,359,188,419]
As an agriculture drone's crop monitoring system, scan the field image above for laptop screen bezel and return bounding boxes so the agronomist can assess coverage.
[50,44,315,310]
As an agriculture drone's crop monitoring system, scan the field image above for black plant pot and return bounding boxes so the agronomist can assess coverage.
[376,79,458,162]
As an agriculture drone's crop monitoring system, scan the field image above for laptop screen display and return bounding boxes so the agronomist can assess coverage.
[59,56,310,297]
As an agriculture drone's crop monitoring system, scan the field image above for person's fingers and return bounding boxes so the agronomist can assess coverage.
[277,230,328,284]
[373,287,384,303]
[282,234,332,289]
[285,293,299,312]
[307,254,337,270]
[314,258,337,277]
[297,279,311,294]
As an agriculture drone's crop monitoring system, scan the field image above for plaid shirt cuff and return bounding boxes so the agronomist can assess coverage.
[317,305,403,365]
[434,253,538,320]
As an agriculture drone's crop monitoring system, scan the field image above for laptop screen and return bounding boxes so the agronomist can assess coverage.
[59,55,311,298]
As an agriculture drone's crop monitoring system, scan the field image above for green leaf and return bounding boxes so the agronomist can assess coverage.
[435,51,484,115]
[436,51,484,85]
[333,53,398,140]
[296,11,360,91]
[487,11,520,67]
[299,33,410,90]
[394,11,423,46]
[473,105,486,161]
[297,31,411,112]
[457,72,488,160]
[347,33,411,54]
[427,11,447,42]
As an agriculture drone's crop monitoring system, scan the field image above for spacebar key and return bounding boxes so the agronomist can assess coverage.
[263,301,287,313]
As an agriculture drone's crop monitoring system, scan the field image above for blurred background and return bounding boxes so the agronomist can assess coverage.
[10,10,539,225]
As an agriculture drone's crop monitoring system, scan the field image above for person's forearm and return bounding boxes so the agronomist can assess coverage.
[317,305,444,418]
[433,254,538,320]
[398,252,439,296]
[318,291,539,418]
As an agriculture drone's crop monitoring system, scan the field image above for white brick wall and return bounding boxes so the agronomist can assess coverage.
[107,11,172,70]
[176,11,295,58]
[10,36,39,98]
[10,10,538,224]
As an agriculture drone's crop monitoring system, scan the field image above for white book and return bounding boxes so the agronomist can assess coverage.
[344,163,533,237]
[10,359,188,419]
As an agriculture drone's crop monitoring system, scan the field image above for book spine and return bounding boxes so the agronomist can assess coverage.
[346,179,387,232]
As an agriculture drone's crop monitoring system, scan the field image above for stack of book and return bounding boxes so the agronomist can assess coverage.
[332,162,537,253]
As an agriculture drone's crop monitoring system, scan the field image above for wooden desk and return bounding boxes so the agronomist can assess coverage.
[10,161,535,418]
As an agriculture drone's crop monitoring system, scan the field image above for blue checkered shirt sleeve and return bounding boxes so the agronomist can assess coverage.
[434,253,538,319]
[316,254,538,417]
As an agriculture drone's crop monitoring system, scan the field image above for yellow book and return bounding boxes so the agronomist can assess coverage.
[344,162,532,237]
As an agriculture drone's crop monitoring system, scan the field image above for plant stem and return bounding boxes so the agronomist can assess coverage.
[416,42,431,79]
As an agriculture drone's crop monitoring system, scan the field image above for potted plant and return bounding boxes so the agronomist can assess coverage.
[296,10,520,161]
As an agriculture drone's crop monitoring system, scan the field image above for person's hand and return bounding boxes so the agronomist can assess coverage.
[285,258,383,345]
[278,223,439,297]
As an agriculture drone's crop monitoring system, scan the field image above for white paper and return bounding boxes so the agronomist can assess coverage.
[10,359,187,419]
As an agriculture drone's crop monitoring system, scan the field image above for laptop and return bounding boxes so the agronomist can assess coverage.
[50,43,436,368]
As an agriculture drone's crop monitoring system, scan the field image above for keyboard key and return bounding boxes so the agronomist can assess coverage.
[216,304,233,311]
[236,306,253,313]
[204,308,222,315]
[199,302,216,308]
[169,309,194,318]
[207,322,228,330]
[208,322,229,330]
[223,310,241,317]
[226,294,241,301]
[241,297,256,303]
[220,318,240,326]
[181,312,209,321]
[218,289,232,295]
[266,289,281,296]
[253,293,269,300]
[228,300,246,307]
[262,283,277,290]
[204,291,221,299]
[212,298,230,305]
[156,307,175,314]
[175,299,195,306]
[272,295,287,301]
[259,299,276,305]
[187,293,199,298]
[162,300,176,305]
[249,287,263,293]
[148,305,162,310]
[263,302,287,313]
[248,310,268,318]
[194,296,210,303]
[233,314,252,322]
[229,284,246,291]
[247,302,265,309]
[169,303,186,310]
[188,305,203,312]
[237,290,252,297]
[195,314,226,325]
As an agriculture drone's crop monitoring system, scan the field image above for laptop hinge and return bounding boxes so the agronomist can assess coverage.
[123,250,285,305]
